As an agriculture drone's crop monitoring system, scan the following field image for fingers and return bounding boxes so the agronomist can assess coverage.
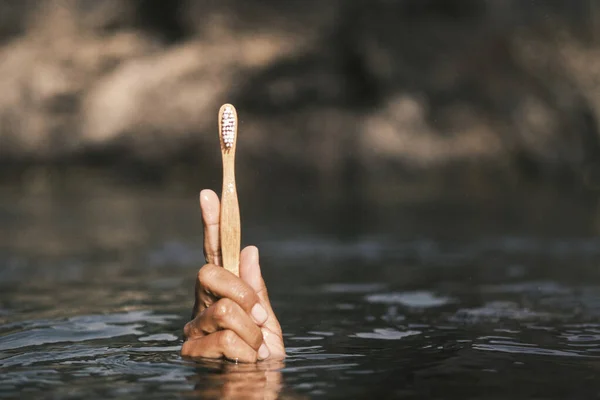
[200,189,221,266]
[239,247,282,332]
[260,326,286,360]
[197,264,269,325]
[181,330,263,363]
[239,246,286,360]
[239,246,271,307]
[184,298,264,351]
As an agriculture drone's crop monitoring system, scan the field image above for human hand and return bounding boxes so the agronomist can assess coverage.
[181,189,285,362]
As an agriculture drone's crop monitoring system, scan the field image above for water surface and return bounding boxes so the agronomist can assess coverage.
[1,184,600,398]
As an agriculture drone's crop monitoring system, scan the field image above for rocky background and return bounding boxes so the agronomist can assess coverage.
[1,0,600,194]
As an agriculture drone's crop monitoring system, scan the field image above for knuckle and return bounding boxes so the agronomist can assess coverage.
[183,322,192,338]
[236,287,249,303]
[197,264,217,285]
[207,247,220,258]
[183,321,200,339]
[219,330,237,349]
[213,299,233,322]
[180,341,194,357]
[233,283,257,309]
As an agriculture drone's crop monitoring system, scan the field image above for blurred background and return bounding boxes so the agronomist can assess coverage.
[1,0,600,264]
[1,0,600,193]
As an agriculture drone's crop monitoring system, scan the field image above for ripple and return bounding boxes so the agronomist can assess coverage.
[0,311,178,351]
[350,328,421,340]
[366,291,453,308]
[290,336,324,342]
[473,343,587,357]
[0,346,115,368]
[0,323,144,352]
[450,301,552,323]
[307,331,334,336]
[285,346,323,355]
[284,363,360,373]
[482,281,571,295]
[559,326,600,348]
[138,334,179,342]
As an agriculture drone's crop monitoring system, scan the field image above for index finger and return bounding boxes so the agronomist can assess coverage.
[200,189,221,266]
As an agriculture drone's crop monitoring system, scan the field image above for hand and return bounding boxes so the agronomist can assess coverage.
[181,189,285,362]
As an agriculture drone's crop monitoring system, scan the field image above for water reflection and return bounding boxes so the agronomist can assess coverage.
[184,360,285,400]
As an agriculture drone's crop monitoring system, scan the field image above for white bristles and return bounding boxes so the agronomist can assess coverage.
[221,105,236,148]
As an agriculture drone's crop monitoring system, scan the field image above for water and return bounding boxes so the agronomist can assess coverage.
[1,182,600,398]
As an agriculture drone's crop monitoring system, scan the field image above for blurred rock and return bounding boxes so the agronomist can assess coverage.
[0,0,599,189]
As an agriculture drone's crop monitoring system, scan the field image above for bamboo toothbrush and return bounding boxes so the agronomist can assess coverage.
[218,103,241,276]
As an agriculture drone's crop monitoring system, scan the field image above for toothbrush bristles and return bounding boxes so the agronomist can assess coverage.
[221,105,236,149]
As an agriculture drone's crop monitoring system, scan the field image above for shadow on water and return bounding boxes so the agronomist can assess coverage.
[1,176,600,398]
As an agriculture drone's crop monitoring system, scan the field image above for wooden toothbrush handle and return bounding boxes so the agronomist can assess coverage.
[220,168,240,276]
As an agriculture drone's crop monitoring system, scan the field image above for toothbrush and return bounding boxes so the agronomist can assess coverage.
[218,103,241,276]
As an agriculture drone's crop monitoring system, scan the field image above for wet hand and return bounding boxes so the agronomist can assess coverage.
[181,190,285,363]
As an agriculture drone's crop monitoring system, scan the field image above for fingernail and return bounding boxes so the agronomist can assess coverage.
[251,303,268,324]
[199,190,210,203]
[258,343,270,360]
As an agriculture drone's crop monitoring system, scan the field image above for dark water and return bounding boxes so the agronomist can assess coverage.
[1,183,600,399]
